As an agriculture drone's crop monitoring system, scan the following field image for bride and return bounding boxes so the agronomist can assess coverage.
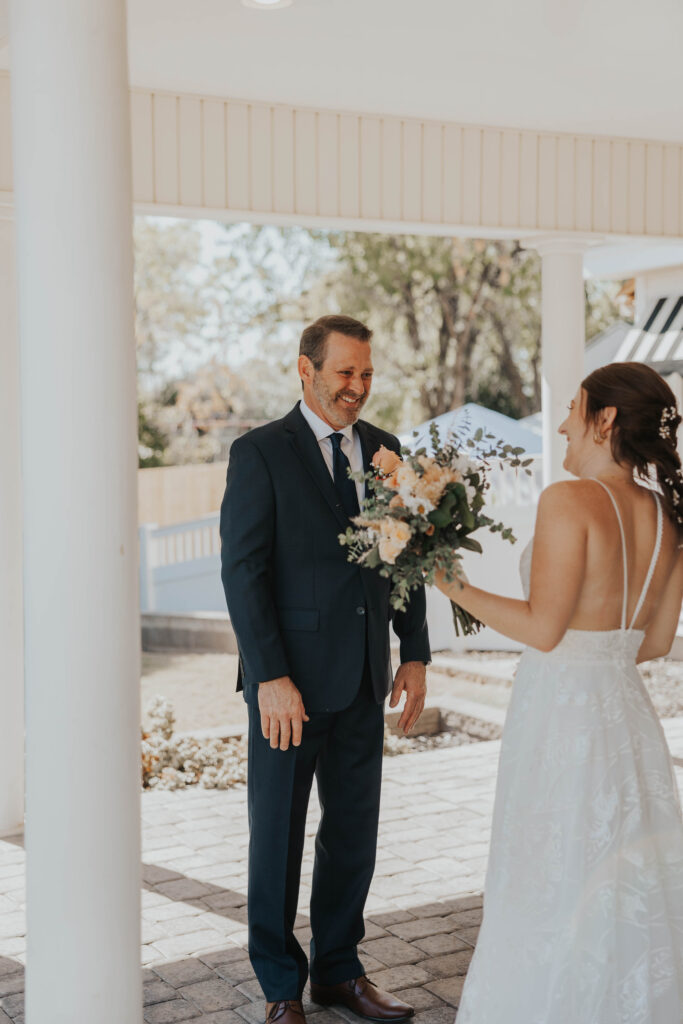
[436,361,683,1023]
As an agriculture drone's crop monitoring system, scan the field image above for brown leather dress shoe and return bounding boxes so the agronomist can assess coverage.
[265,999,306,1024]
[310,976,414,1022]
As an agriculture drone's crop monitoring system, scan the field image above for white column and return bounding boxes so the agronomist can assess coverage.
[9,2,141,1023]
[533,238,590,486]
[0,209,25,837]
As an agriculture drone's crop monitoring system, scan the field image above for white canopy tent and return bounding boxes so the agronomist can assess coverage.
[398,402,543,455]
[1,1,683,1020]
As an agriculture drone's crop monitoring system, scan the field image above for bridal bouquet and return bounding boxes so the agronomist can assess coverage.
[339,424,529,635]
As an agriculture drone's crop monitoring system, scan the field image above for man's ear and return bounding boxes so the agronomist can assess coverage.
[298,353,313,386]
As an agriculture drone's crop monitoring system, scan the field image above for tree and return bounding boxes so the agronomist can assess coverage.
[135,219,627,462]
[134,218,218,383]
[291,231,625,427]
[137,401,168,468]
[134,219,330,464]
[294,233,544,425]
[586,278,631,342]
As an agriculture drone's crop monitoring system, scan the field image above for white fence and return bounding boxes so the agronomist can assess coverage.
[486,456,543,507]
[137,460,544,646]
[138,514,224,613]
[426,462,541,651]
[137,456,681,650]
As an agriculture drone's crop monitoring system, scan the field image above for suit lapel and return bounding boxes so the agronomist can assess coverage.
[356,419,393,500]
[283,405,389,518]
[355,419,375,500]
[284,404,349,530]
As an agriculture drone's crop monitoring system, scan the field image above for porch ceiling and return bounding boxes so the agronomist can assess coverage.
[125,0,683,143]
[1,2,682,143]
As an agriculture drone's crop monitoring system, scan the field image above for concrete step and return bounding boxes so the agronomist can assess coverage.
[172,694,506,744]
[174,723,246,741]
[141,611,238,654]
[429,652,518,682]
[425,694,507,726]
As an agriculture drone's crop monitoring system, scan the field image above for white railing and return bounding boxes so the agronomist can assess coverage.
[139,473,682,647]
[138,514,223,613]
[136,459,544,618]
[485,455,543,508]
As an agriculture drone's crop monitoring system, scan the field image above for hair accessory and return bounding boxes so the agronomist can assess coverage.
[665,475,683,529]
[665,477,682,502]
[659,404,679,442]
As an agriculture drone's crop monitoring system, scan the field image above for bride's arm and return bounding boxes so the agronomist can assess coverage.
[436,481,587,652]
[636,549,683,664]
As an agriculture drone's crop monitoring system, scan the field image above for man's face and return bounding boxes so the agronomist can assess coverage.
[299,332,374,429]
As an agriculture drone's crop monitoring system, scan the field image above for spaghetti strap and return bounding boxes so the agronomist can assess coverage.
[592,479,664,633]
[628,492,663,631]
[591,478,628,631]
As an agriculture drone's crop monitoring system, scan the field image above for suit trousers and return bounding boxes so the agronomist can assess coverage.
[246,665,384,1001]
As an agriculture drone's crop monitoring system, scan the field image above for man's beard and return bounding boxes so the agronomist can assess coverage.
[311,373,368,427]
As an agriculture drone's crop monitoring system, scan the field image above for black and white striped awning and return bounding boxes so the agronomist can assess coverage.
[615,296,683,372]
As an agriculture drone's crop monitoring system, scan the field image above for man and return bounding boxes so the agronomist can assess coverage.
[220,314,431,1024]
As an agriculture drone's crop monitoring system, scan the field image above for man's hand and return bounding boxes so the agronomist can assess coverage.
[389,661,427,735]
[258,676,309,751]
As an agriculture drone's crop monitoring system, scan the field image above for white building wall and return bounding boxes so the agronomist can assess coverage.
[2,72,683,240]
[635,266,683,322]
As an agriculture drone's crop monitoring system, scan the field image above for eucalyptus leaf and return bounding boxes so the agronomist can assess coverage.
[458,536,483,553]
[363,548,381,568]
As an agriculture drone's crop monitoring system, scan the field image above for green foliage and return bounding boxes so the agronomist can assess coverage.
[586,278,631,342]
[135,218,627,462]
[134,218,216,381]
[341,421,522,634]
[320,233,543,428]
[137,401,168,468]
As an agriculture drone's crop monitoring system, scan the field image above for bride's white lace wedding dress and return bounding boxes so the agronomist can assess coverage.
[456,481,683,1024]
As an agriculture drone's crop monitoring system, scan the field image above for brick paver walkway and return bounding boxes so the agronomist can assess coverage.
[2,719,683,1024]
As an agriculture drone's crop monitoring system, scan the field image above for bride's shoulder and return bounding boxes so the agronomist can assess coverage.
[537,479,600,524]
[539,478,597,506]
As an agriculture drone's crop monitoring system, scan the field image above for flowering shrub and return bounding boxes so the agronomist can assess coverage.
[141,696,497,788]
[340,423,529,634]
[141,696,247,790]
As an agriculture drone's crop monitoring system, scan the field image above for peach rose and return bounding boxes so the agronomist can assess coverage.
[378,518,412,564]
[372,445,402,475]
[414,456,460,505]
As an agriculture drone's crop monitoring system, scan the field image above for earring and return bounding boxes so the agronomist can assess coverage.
[593,431,605,444]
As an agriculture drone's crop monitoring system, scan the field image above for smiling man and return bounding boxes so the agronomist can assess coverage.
[301,321,373,424]
[220,314,431,1024]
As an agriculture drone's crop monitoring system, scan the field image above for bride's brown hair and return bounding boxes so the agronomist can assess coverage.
[581,361,683,536]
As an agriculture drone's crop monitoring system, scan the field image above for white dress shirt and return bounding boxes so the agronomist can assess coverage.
[299,397,365,509]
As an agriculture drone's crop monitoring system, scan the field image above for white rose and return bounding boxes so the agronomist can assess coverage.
[401,493,436,516]
[451,453,478,477]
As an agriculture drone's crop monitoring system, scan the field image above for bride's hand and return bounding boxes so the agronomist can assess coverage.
[435,564,469,596]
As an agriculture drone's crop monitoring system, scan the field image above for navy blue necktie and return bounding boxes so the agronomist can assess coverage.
[329,433,360,518]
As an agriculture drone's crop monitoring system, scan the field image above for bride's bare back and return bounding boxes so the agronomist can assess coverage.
[562,480,673,629]
[438,364,683,663]
[528,477,683,660]
[440,475,683,660]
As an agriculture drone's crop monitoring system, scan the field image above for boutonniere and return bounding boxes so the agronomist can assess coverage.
[371,445,402,476]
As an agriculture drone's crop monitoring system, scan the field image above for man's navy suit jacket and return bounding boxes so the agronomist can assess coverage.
[220,402,431,712]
